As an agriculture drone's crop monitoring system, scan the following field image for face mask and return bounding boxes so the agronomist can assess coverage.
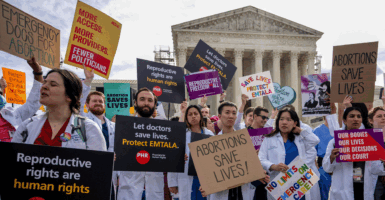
[0,95,6,110]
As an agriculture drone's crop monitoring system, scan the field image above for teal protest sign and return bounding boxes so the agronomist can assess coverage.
[104,83,131,120]
[267,83,296,110]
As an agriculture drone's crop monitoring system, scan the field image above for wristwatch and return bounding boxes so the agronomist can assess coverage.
[33,71,43,75]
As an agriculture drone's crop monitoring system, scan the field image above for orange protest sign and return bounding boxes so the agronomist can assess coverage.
[64,1,122,79]
[2,68,26,104]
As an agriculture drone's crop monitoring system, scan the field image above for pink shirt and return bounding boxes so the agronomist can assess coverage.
[0,115,15,142]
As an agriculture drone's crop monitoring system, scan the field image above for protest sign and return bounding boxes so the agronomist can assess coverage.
[188,129,265,195]
[248,127,273,150]
[184,40,237,90]
[331,42,378,103]
[268,83,296,110]
[185,70,223,100]
[0,142,114,200]
[266,156,319,200]
[64,1,122,79]
[301,73,331,117]
[0,1,60,69]
[239,71,275,99]
[188,132,212,176]
[137,58,185,103]
[2,68,26,104]
[114,115,186,172]
[104,83,130,120]
[334,129,385,162]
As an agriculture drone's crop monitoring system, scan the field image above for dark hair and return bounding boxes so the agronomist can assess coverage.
[184,105,204,130]
[253,106,268,118]
[218,101,237,115]
[134,87,158,107]
[320,81,330,94]
[265,108,300,141]
[309,92,315,98]
[351,103,370,129]
[170,116,180,122]
[343,106,370,129]
[46,68,82,113]
[244,107,255,119]
[203,117,209,127]
[86,91,105,104]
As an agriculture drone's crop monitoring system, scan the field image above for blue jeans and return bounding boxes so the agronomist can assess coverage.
[191,176,207,200]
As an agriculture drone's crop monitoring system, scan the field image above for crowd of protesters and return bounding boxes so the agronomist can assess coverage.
[1,57,385,200]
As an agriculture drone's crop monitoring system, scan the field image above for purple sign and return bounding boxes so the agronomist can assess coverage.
[247,127,273,150]
[334,129,385,162]
[185,70,223,100]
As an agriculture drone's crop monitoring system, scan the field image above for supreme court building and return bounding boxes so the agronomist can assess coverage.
[172,6,323,118]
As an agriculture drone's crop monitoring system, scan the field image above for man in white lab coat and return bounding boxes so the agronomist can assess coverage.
[117,88,164,200]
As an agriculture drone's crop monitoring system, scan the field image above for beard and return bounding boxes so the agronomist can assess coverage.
[135,105,155,118]
[89,106,105,116]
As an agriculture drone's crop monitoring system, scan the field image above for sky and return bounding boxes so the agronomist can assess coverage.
[1,0,385,101]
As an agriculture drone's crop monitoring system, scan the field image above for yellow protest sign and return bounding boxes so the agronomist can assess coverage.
[64,1,122,79]
[0,1,60,69]
[39,105,46,112]
[2,68,26,104]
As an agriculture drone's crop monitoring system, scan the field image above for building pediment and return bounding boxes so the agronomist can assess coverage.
[172,6,323,37]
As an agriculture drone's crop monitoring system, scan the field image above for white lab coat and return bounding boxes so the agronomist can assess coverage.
[11,113,107,151]
[207,129,256,200]
[117,114,166,200]
[167,128,214,200]
[80,83,118,199]
[1,79,42,129]
[323,114,385,200]
[258,129,320,200]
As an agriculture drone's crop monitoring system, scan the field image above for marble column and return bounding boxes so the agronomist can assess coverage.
[290,51,300,117]
[213,48,226,115]
[253,49,264,107]
[307,51,316,75]
[175,46,187,115]
[299,55,307,119]
[272,50,282,84]
[233,48,244,108]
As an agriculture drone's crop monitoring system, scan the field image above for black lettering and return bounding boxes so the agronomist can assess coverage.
[230,165,239,178]
[358,82,365,93]
[236,164,245,176]
[196,146,204,157]
[214,155,221,167]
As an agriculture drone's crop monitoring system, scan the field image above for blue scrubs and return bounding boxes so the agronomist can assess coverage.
[284,139,305,200]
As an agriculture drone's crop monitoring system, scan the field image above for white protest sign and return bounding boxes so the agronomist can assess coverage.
[265,157,319,200]
[239,71,275,99]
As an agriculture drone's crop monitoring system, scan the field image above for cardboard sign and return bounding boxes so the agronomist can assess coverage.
[64,1,122,79]
[331,42,378,103]
[188,132,212,176]
[104,83,130,120]
[265,156,319,200]
[0,1,60,69]
[114,116,186,172]
[239,71,275,99]
[188,129,266,195]
[184,40,237,90]
[267,83,296,110]
[248,127,273,150]
[185,70,223,100]
[334,129,385,162]
[137,58,185,104]
[0,142,114,200]
[2,68,26,104]
[301,73,331,117]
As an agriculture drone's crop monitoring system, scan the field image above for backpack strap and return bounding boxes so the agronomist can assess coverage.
[21,117,34,143]
[72,115,87,143]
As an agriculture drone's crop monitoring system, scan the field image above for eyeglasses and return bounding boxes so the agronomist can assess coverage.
[258,115,269,120]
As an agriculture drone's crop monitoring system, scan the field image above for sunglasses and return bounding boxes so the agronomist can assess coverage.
[258,115,269,120]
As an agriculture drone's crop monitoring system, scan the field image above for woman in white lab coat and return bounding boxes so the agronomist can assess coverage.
[323,106,385,200]
[168,104,214,200]
[258,108,320,200]
[12,68,106,151]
